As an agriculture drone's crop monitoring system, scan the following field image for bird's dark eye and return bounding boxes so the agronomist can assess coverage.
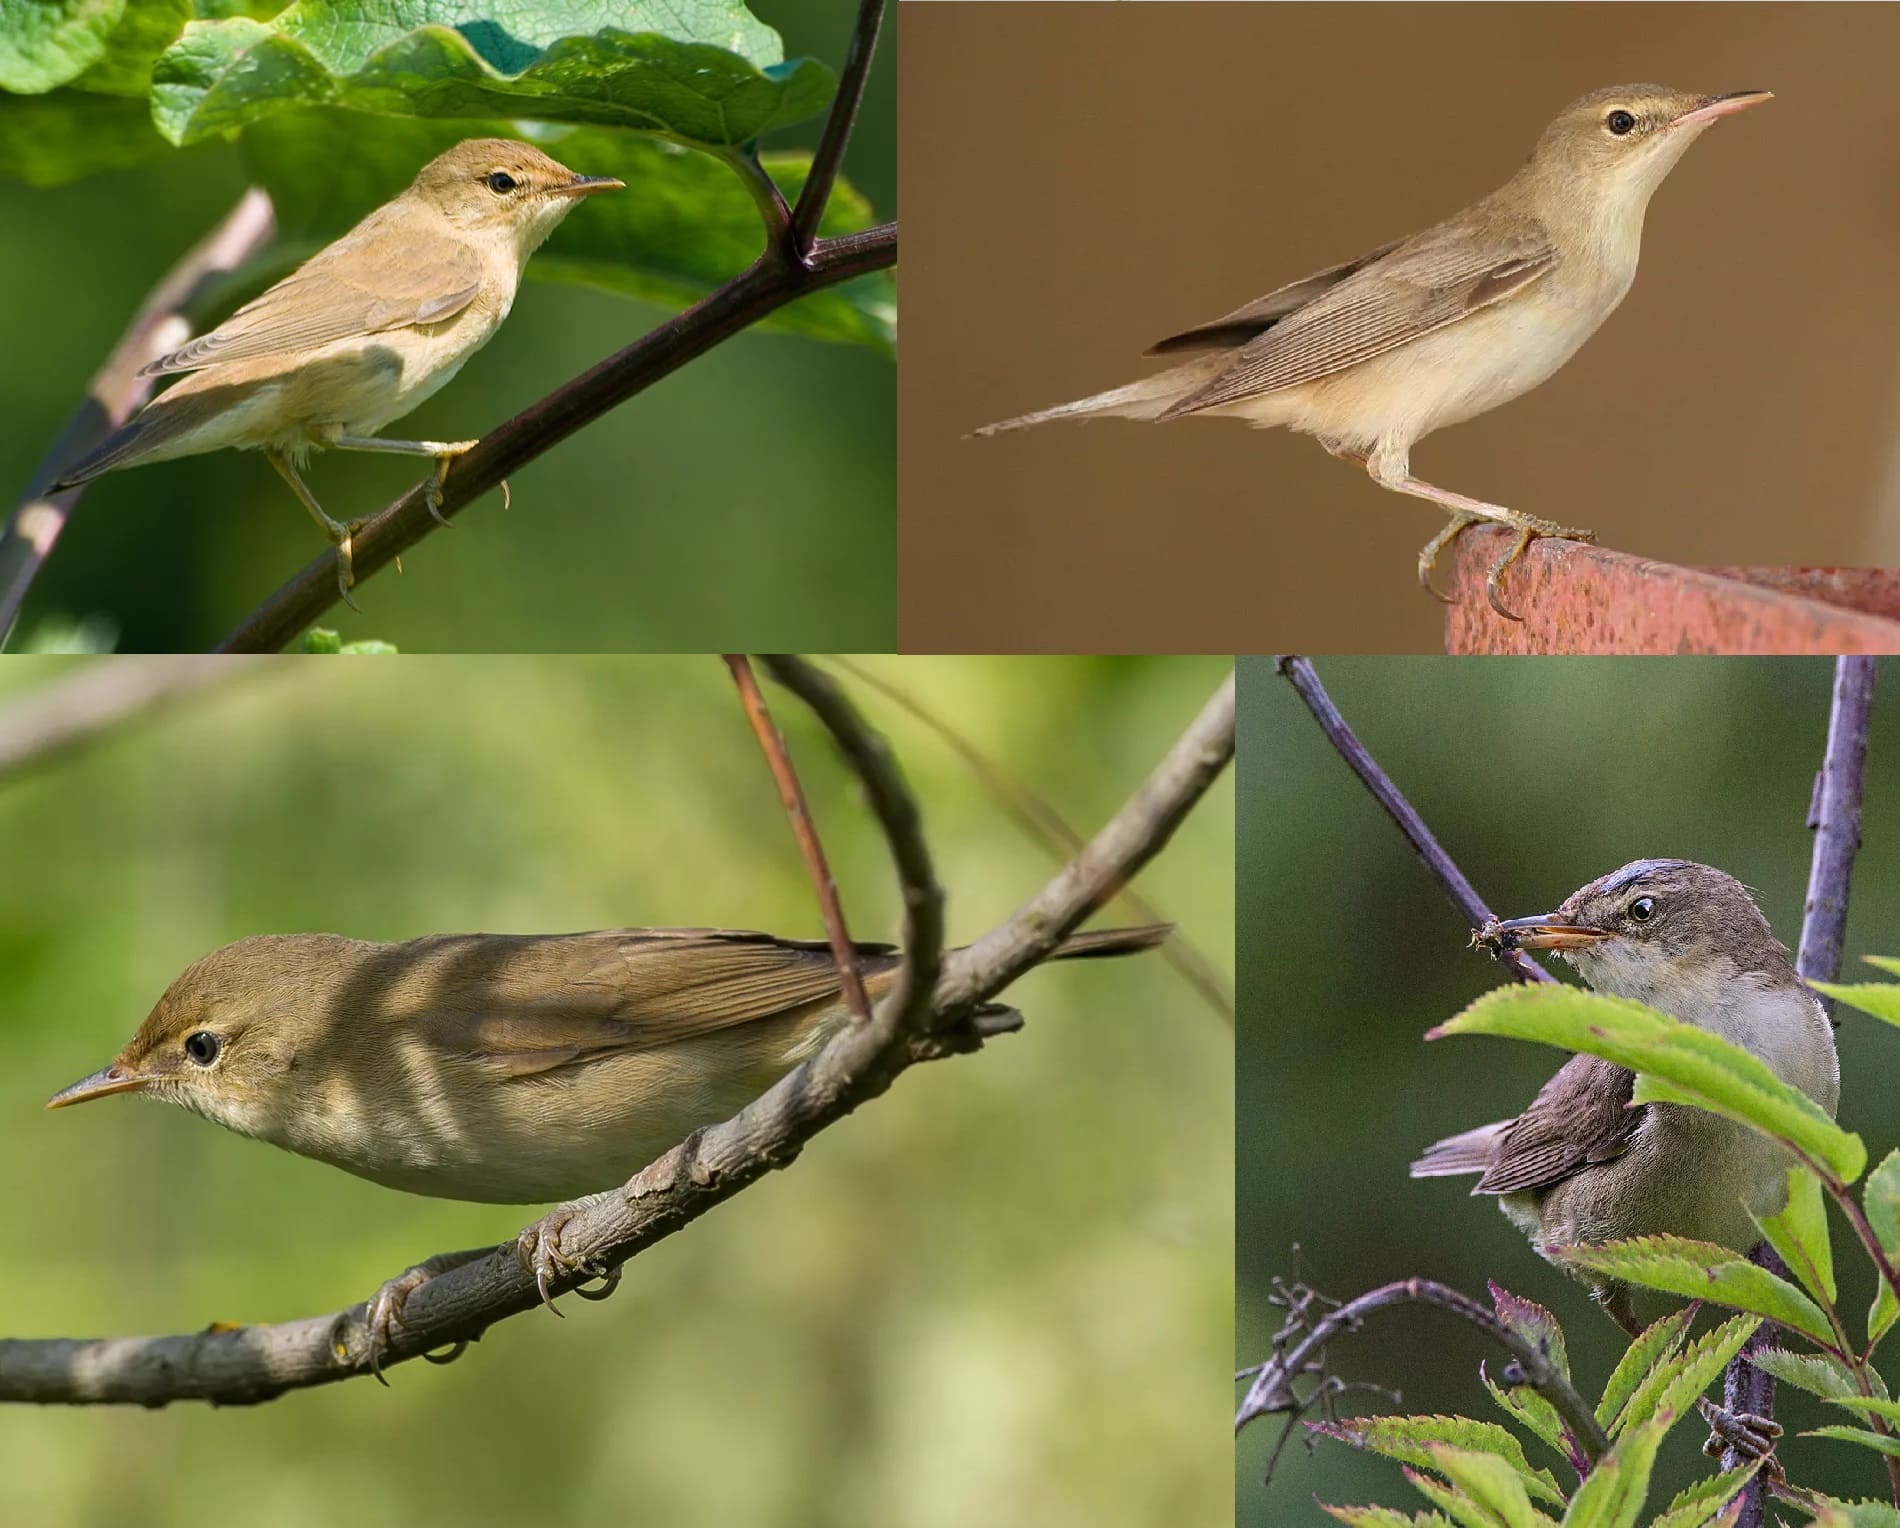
[484,171,518,194]
[1627,896,1656,923]
[183,1031,221,1066]
[1605,109,1637,136]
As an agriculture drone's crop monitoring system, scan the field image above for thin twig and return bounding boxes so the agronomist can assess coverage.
[1274,656,1551,984]
[0,190,277,640]
[724,654,872,1023]
[1727,656,1882,1527]
[825,655,1233,1025]
[0,663,1226,1405]
[1235,1276,1610,1467]
[788,0,884,258]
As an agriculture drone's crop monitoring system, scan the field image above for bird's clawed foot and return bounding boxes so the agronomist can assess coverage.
[329,519,371,611]
[1697,1397,1785,1473]
[1417,512,1487,604]
[425,440,481,528]
[359,1250,487,1384]
[516,1205,622,1315]
[1416,512,1594,620]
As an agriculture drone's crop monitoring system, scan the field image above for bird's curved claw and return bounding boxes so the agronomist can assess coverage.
[1417,513,1484,604]
[516,1208,618,1314]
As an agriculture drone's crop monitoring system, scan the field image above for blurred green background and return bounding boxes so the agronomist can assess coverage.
[0,654,1231,1526]
[0,0,894,653]
[1238,656,1900,1523]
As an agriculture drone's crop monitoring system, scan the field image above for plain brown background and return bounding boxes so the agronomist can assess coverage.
[899,3,1900,652]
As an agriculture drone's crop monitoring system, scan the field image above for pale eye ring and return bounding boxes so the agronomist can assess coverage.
[1605,109,1636,136]
[184,1030,221,1066]
[1627,896,1656,923]
[485,171,518,194]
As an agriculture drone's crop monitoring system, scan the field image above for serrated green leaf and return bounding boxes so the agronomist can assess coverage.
[1813,978,1900,1029]
[1407,1471,1512,1528]
[237,112,893,350]
[1612,1314,1760,1440]
[1321,1506,1457,1528]
[1425,1445,1553,1528]
[149,0,833,151]
[1596,1306,1695,1429]
[1313,1415,1565,1509]
[1751,1347,1873,1402]
[1483,1362,1572,1467]
[1560,1409,1669,1528]
[1802,1425,1900,1458]
[1555,1237,1832,1346]
[1645,1462,1761,1528]
[1825,1397,1900,1425]
[1863,1151,1900,1349]
[1754,1165,1835,1304]
[1433,986,1864,1184]
[1490,1283,1570,1380]
[1803,1498,1900,1528]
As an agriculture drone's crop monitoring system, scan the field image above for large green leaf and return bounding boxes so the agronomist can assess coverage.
[1554,1237,1833,1346]
[1433,986,1864,1184]
[235,112,892,350]
[1312,1415,1565,1509]
[1645,1463,1760,1528]
[1595,1307,1694,1430]
[0,0,125,93]
[1559,1410,1668,1528]
[1751,1347,1877,1403]
[1609,1315,1759,1440]
[149,0,833,149]
[1753,1165,1835,1304]
[1864,1150,1900,1349]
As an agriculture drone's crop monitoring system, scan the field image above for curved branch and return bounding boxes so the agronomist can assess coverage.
[0,190,277,640]
[1236,1276,1609,1467]
[1275,656,1552,985]
[0,663,1226,1406]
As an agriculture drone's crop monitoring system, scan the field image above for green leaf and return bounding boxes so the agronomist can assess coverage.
[1489,1284,1570,1380]
[1802,1425,1900,1459]
[1864,1150,1900,1348]
[0,0,125,93]
[1320,1507,1457,1528]
[149,0,833,151]
[1825,1397,1900,1425]
[1596,1306,1695,1429]
[0,87,177,185]
[1753,1165,1835,1304]
[1425,1445,1553,1528]
[1803,1499,1900,1528]
[1751,1347,1875,1403]
[1611,1314,1760,1440]
[1312,1415,1565,1509]
[1813,977,1900,1029]
[1433,986,1864,1184]
[1559,1409,1668,1528]
[1645,1462,1761,1528]
[238,112,894,350]
[1554,1237,1833,1346]
[1482,1362,1572,1467]
[1407,1471,1514,1528]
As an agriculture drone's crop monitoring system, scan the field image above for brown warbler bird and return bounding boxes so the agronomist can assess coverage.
[50,139,623,604]
[1410,860,1838,1337]
[48,923,1168,1204]
[975,86,1771,619]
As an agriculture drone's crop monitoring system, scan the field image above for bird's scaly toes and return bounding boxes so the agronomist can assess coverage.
[1417,513,1486,604]
[361,1260,470,1385]
[516,1208,620,1314]
[1483,518,1595,622]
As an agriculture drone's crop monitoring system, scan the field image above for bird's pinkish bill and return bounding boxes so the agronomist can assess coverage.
[45,1061,148,1109]
[552,175,624,198]
[1670,90,1773,130]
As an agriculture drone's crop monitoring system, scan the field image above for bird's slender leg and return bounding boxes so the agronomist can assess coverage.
[331,435,511,525]
[1353,448,1595,619]
[266,447,361,610]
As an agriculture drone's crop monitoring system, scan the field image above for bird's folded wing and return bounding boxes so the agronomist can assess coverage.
[417,928,894,1077]
[1473,1053,1639,1196]
[1158,217,1557,417]
[140,205,486,376]
[1144,240,1403,356]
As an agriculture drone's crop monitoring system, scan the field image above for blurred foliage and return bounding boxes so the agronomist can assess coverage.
[0,654,1232,1526]
[1239,657,1900,1525]
[0,0,895,650]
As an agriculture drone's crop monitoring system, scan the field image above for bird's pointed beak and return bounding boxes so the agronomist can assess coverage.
[1669,90,1773,131]
[1479,914,1614,953]
[551,174,624,199]
[46,1061,150,1109]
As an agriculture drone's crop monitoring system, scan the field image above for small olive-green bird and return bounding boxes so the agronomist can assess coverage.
[976,85,1770,618]
[47,923,1169,1205]
[51,139,623,602]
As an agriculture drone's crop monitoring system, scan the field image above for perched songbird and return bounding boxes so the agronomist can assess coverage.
[1410,860,1838,1336]
[51,139,623,602]
[975,86,1770,618]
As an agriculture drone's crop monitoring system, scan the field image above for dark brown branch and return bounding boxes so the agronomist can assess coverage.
[825,655,1234,1025]
[724,654,872,1023]
[788,0,884,257]
[1727,656,1881,1527]
[0,190,277,639]
[1274,656,1551,984]
[0,663,1226,1405]
[1236,1276,1609,1468]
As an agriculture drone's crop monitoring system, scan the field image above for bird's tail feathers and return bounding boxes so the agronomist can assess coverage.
[1047,924,1174,960]
[969,366,1218,438]
[1408,1120,1510,1179]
